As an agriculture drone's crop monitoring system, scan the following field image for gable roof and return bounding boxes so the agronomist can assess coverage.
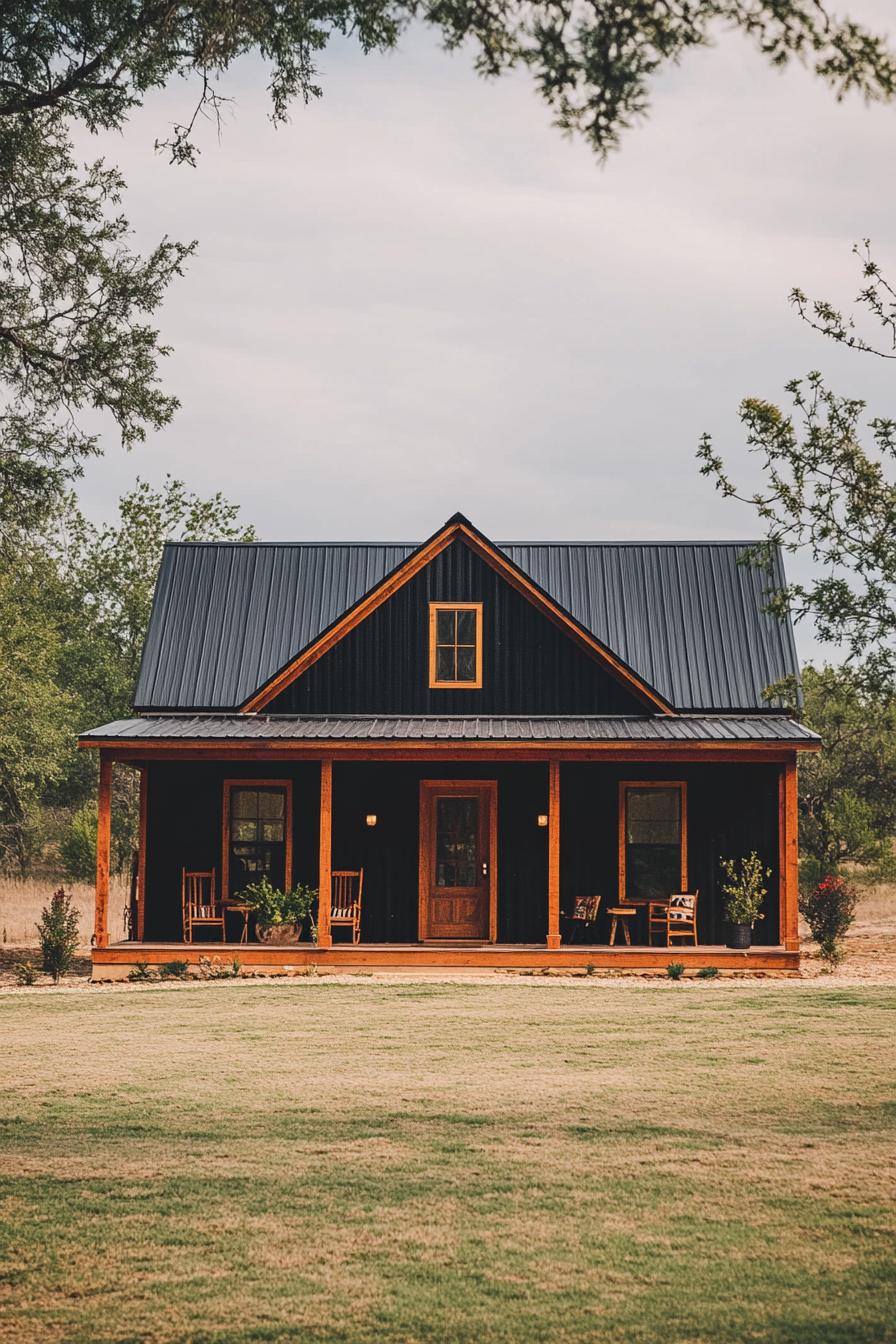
[134,519,800,713]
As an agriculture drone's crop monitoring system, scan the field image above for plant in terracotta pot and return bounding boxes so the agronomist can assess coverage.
[719,851,770,949]
[235,878,319,944]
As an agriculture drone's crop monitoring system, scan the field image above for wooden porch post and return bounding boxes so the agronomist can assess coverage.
[547,759,561,949]
[136,766,147,942]
[317,758,333,948]
[95,752,112,949]
[779,757,800,952]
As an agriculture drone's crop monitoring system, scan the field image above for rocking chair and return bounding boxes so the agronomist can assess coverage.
[331,870,364,944]
[182,868,225,942]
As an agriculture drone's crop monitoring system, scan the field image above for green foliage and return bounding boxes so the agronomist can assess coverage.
[59,799,135,881]
[13,959,37,986]
[197,955,241,980]
[127,961,156,982]
[35,886,80,983]
[235,878,318,931]
[799,875,858,970]
[719,852,770,927]
[696,966,719,979]
[699,243,896,691]
[160,960,190,980]
[665,962,685,981]
[797,665,896,880]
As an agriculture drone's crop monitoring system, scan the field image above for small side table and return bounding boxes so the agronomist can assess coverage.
[606,906,636,946]
[224,902,252,944]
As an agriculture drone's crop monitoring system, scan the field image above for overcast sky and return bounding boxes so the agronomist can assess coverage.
[75,2,895,662]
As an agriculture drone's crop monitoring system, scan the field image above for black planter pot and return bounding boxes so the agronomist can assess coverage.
[726,922,752,950]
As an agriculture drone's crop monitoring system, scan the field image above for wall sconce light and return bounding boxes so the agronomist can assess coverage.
[365,813,378,828]
[536,813,548,828]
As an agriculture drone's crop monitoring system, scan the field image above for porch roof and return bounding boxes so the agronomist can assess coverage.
[80,714,820,746]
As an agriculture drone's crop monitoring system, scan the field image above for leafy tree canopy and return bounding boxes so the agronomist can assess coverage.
[3,2,896,539]
[699,242,896,691]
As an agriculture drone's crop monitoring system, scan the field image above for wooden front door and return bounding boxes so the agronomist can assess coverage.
[419,781,496,941]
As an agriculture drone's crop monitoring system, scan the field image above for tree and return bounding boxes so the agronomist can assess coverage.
[698,242,896,690]
[795,665,896,888]
[3,4,896,540]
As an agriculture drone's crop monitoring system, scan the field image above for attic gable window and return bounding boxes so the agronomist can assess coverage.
[429,603,483,689]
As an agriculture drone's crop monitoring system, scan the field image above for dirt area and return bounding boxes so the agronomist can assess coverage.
[2,879,895,989]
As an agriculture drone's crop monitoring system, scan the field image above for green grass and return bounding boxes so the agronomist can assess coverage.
[1,981,894,1343]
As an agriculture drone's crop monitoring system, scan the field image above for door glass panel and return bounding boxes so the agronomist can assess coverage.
[435,796,479,888]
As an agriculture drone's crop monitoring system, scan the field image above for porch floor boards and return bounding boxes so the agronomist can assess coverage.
[93,941,800,976]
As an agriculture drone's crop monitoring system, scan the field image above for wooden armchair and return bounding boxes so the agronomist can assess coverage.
[331,870,364,944]
[648,891,699,947]
[182,868,225,942]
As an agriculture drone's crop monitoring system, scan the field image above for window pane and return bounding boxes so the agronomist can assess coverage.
[436,797,478,887]
[455,646,476,682]
[626,788,680,845]
[627,846,681,903]
[436,609,455,644]
[261,821,284,842]
[436,646,455,682]
[456,609,476,644]
[232,819,258,842]
[257,790,284,819]
[231,789,258,818]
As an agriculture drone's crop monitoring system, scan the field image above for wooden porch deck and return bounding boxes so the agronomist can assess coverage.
[92,941,800,977]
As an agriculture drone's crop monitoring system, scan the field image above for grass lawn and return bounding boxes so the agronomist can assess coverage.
[1,981,894,1343]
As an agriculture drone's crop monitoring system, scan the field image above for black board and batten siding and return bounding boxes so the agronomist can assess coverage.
[268,541,647,716]
[143,759,780,946]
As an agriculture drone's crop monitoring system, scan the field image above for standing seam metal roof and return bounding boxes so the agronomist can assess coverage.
[133,538,800,713]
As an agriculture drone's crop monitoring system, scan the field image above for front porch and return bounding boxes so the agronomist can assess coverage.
[86,726,809,973]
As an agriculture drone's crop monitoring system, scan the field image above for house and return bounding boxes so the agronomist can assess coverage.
[80,513,819,976]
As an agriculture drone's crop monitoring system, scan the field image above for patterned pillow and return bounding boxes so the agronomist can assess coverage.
[669,895,695,922]
[573,895,600,921]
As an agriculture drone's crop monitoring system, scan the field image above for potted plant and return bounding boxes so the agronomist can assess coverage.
[235,878,319,944]
[718,851,770,949]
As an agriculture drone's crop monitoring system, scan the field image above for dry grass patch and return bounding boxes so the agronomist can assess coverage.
[0,875,129,948]
[0,982,894,1343]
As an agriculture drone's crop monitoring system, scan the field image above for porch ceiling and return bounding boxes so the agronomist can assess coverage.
[79,714,821,746]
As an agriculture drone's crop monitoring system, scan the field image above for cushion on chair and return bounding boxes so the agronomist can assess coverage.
[332,905,356,920]
[668,895,695,921]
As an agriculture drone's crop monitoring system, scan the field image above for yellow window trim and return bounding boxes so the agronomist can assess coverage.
[429,602,483,689]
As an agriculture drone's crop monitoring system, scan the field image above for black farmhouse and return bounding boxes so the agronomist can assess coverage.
[80,513,819,975]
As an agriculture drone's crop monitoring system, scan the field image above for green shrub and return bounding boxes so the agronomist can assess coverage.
[696,965,719,979]
[719,851,770,926]
[799,875,858,970]
[666,962,685,981]
[14,960,37,986]
[60,800,136,882]
[36,888,80,983]
[235,877,318,935]
[585,962,595,977]
[160,959,190,980]
[197,955,240,979]
[128,962,156,982]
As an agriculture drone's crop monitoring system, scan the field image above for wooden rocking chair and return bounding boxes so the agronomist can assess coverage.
[648,891,699,947]
[182,868,225,942]
[331,870,363,944]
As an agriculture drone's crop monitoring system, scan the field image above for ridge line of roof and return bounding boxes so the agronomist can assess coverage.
[160,539,772,549]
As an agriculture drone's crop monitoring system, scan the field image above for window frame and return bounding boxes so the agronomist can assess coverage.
[617,780,688,903]
[222,778,293,901]
[428,601,483,689]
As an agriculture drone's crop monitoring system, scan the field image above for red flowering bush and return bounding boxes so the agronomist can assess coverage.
[798,875,858,970]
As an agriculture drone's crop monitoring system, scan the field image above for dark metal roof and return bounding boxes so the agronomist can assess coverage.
[134,536,800,713]
[81,715,820,745]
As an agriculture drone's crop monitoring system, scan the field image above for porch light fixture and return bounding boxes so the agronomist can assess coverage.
[537,813,548,828]
[365,813,378,828]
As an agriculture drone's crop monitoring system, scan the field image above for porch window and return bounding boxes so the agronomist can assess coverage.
[223,780,293,899]
[429,602,483,688]
[618,781,687,903]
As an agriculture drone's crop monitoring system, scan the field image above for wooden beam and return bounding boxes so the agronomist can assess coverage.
[79,740,818,765]
[136,767,147,941]
[779,759,800,952]
[547,760,561,949]
[95,753,113,950]
[317,759,333,948]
